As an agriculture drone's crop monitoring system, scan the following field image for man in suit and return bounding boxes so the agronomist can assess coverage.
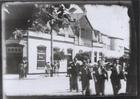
[94,60,108,96]
[69,61,79,92]
[80,60,92,95]
[110,59,123,95]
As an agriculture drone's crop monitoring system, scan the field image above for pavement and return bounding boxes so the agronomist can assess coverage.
[3,72,127,97]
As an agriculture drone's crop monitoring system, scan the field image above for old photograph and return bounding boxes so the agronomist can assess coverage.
[2,1,136,99]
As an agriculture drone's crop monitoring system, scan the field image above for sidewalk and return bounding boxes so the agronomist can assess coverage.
[3,73,126,96]
[3,74,84,96]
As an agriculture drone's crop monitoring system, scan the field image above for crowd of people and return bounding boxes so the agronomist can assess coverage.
[18,56,129,96]
[44,61,60,77]
[19,58,60,79]
[67,57,129,96]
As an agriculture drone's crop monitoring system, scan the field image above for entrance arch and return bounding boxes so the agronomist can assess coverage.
[6,43,23,74]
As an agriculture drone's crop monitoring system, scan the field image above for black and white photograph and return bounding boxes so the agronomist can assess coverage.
[1,1,138,99]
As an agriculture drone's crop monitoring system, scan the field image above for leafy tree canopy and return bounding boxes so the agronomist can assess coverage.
[75,51,91,62]
[29,4,74,33]
[53,50,65,60]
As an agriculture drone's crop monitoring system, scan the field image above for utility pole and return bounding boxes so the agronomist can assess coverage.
[50,21,53,77]
[27,31,29,74]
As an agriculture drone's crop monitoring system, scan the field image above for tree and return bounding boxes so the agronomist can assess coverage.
[53,50,65,61]
[75,51,91,62]
[29,4,75,67]
[29,4,73,33]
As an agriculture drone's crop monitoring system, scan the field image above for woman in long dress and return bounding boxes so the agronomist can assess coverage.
[104,69,113,95]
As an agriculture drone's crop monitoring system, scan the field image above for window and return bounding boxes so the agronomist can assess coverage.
[67,49,73,55]
[67,49,73,61]
[98,33,103,43]
[94,52,97,62]
[37,46,46,68]
[7,47,22,53]
[99,52,103,60]
[110,39,115,50]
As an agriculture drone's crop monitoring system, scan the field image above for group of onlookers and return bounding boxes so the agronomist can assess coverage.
[68,59,92,95]
[44,61,60,77]
[19,58,60,79]
[68,58,129,96]
[18,56,128,96]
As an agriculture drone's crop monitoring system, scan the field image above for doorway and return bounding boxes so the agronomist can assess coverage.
[6,44,23,74]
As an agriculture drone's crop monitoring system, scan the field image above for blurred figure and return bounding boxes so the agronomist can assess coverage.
[122,59,128,81]
[69,60,79,92]
[53,61,60,76]
[67,61,72,77]
[104,62,114,95]
[80,60,92,95]
[124,59,129,94]
[50,63,54,77]
[94,60,108,96]
[56,61,60,76]
[110,59,123,95]
[19,61,24,79]
[19,57,28,79]
[45,62,51,77]
[53,61,57,74]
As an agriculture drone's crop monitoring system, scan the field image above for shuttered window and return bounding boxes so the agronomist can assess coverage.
[37,46,46,68]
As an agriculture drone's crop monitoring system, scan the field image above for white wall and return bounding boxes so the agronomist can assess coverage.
[28,38,51,73]
[104,50,124,58]
[104,38,124,58]
[27,30,125,73]
[28,31,75,73]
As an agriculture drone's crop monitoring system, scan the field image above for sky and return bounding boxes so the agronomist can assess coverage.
[71,4,130,48]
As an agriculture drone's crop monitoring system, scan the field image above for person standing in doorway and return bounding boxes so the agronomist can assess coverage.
[19,60,24,79]
[23,57,28,78]
[19,57,28,79]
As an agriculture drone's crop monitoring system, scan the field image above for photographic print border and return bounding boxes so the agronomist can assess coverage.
[1,0,139,99]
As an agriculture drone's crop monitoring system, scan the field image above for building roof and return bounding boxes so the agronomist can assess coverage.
[109,36,124,40]
[70,13,124,41]
[93,29,123,40]
[70,13,94,30]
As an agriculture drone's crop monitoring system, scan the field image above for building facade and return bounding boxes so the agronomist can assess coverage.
[5,13,125,74]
